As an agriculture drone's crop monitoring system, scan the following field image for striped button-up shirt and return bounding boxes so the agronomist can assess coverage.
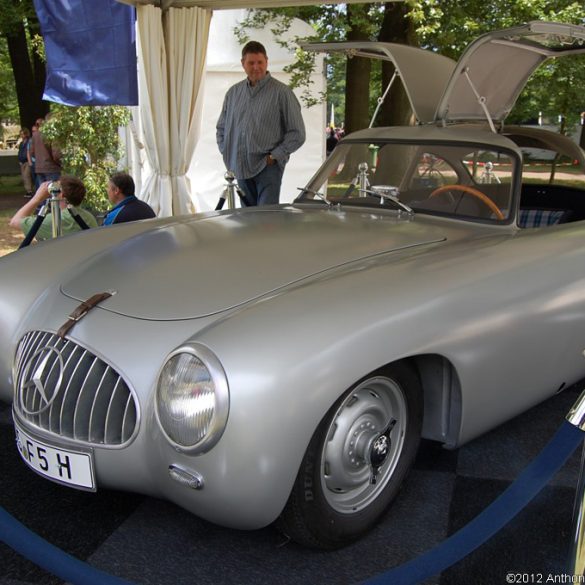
[216,73,306,179]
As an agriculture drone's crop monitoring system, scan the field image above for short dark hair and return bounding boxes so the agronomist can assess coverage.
[60,175,86,207]
[109,172,135,197]
[242,41,267,59]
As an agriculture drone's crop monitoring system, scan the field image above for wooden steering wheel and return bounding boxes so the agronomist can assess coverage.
[430,184,504,220]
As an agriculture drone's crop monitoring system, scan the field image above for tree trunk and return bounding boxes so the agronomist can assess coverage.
[27,10,49,116]
[376,2,415,127]
[5,17,48,130]
[344,4,372,134]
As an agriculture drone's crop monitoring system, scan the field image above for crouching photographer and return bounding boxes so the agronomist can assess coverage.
[9,176,98,244]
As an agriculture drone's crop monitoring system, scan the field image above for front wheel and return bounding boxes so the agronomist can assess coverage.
[279,362,423,549]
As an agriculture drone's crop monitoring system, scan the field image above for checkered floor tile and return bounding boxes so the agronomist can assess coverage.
[0,383,582,585]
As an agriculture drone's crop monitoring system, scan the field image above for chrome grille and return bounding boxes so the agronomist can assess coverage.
[14,331,138,446]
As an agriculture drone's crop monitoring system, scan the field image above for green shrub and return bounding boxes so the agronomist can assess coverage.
[41,105,131,212]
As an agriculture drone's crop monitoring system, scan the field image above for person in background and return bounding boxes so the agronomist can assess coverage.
[17,128,34,197]
[29,116,61,187]
[326,126,339,156]
[9,176,97,242]
[216,40,305,206]
[27,121,39,190]
[103,172,156,225]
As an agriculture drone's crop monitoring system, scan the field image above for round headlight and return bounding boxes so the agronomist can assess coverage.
[156,344,229,453]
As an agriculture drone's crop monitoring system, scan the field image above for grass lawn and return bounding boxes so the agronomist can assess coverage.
[0,174,26,257]
[0,209,23,257]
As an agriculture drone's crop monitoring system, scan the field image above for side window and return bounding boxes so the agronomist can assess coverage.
[517,147,585,228]
[520,148,585,189]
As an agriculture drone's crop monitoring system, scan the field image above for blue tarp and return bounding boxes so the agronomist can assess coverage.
[33,0,138,106]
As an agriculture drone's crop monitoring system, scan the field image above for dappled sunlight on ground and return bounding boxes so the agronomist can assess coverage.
[0,218,22,257]
[0,191,25,257]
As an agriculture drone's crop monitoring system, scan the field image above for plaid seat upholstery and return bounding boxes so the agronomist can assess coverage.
[518,209,567,228]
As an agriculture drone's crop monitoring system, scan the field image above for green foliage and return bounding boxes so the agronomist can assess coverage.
[0,0,47,128]
[240,2,585,133]
[30,33,44,61]
[2,9,129,210]
[509,55,585,127]
[0,0,27,34]
[411,0,585,130]
[0,0,33,125]
[411,0,585,56]
[235,5,387,117]
[0,37,18,123]
[237,5,411,122]
[41,105,131,211]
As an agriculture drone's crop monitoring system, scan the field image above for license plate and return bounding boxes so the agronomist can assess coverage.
[14,422,95,490]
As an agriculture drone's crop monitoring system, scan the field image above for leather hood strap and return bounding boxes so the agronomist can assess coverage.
[57,292,113,339]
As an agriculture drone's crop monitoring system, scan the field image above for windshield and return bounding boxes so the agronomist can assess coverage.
[299,141,516,222]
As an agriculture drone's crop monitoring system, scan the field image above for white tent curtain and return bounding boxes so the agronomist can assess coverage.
[136,5,171,215]
[135,4,211,216]
[165,7,211,215]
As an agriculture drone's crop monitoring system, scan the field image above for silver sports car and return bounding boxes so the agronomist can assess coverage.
[1,22,585,549]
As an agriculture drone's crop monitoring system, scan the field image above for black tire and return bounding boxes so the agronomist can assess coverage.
[278,362,423,549]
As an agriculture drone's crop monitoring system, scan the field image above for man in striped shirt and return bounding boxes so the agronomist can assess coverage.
[216,41,306,206]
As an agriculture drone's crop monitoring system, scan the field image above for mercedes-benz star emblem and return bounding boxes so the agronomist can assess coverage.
[20,346,64,415]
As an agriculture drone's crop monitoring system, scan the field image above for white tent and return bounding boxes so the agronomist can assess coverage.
[124,7,325,213]
[189,10,325,211]
[118,0,394,215]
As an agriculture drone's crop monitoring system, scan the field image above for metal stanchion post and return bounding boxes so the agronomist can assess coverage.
[357,162,369,197]
[567,390,585,576]
[216,171,242,210]
[48,181,63,239]
[225,171,237,209]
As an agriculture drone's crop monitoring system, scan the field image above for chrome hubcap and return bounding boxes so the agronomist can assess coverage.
[320,376,407,513]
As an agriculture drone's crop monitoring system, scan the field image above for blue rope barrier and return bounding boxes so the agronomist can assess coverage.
[0,505,135,585]
[0,421,581,585]
[364,420,584,585]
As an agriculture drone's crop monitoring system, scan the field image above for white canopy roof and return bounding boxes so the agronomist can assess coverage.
[120,0,385,9]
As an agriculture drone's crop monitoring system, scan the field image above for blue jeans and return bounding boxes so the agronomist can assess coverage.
[36,172,61,190]
[238,163,284,206]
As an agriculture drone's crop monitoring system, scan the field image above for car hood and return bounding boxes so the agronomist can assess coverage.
[60,207,445,320]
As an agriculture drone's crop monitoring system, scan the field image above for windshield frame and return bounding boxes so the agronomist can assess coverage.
[296,137,522,226]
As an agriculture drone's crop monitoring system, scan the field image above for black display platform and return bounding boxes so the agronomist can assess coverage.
[0,383,582,585]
